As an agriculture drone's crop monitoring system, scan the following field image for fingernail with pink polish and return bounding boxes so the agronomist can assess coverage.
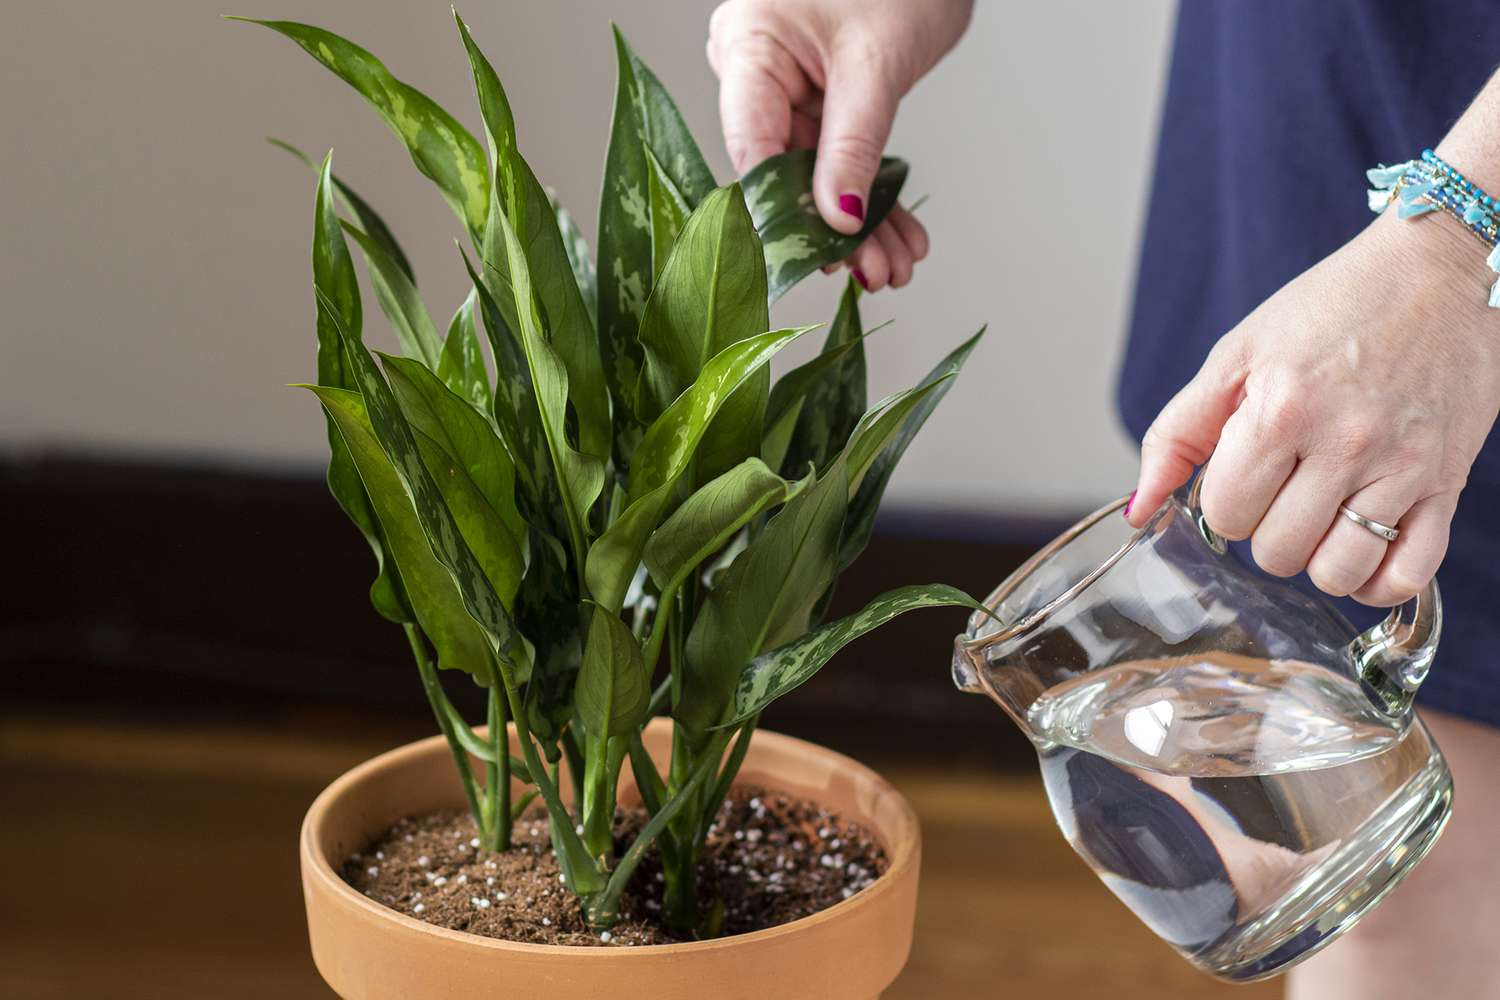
[1123,490,1137,519]
[839,193,865,221]
[852,268,870,291]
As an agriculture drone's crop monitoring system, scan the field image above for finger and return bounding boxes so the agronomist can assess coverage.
[1249,461,1353,578]
[1128,337,1249,527]
[846,235,889,292]
[887,204,930,261]
[1305,478,1416,597]
[813,47,900,234]
[790,109,821,150]
[717,38,806,174]
[1352,492,1457,607]
[874,222,915,288]
[1198,398,1298,541]
[821,261,843,275]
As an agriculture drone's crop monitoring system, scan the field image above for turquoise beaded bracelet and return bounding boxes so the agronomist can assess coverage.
[1368,149,1500,307]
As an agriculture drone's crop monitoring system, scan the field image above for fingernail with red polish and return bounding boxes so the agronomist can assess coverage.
[1123,490,1137,519]
[839,193,865,221]
[852,268,870,291]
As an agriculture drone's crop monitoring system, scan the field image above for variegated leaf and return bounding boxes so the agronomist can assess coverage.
[381,353,526,608]
[310,152,407,624]
[237,19,489,236]
[552,192,597,328]
[676,461,847,734]
[742,149,908,302]
[726,584,983,724]
[456,12,611,463]
[269,137,417,285]
[305,385,493,680]
[436,290,492,412]
[635,184,770,487]
[597,26,717,442]
[585,326,815,613]
[344,222,442,368]
[778,278,868,477]
[838,329,985,570]
[644,458,800,593]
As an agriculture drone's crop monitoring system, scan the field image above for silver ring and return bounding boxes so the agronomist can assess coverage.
[1338,504,1400,542]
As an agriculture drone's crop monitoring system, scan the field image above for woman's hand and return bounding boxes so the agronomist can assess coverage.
[1125,209,1500,606]
[706,0,972,291]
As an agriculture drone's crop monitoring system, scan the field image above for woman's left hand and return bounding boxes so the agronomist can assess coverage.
[1125,209,1500,606]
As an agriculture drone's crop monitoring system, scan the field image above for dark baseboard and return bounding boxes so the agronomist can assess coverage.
[1,452,1076,771]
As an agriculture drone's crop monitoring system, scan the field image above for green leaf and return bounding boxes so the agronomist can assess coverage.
[344,222,442,368]
[777,278,868,477]
[585,325,814,613]
[636,183,770,486]
[269,137,417,285]
[486,192,606,570]
[577,604,650,739]
[645,149,690,281]
[381,353,526,609]
[460,250,547,507]
[676,461,848,733]
[436,290,492,412]
[304,386,493,680]
[742,149,908,302]
[838,329,985,569]
[725,584,983,725]
[760,396,805,475]
[455,11,611,463]
[515,523,581,744]
[235,19,489,236]
[310,152,407,624]
[552,192,597,328]
[644,458,800,593]
[597,25,717,445]
[311,271,525,671]
[839,371,961,500]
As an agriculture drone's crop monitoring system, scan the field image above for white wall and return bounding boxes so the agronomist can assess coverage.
[0,1,1174,517]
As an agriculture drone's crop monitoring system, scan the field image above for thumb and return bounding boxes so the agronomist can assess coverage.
[813,51,900,235]
[1128,342,1246,526]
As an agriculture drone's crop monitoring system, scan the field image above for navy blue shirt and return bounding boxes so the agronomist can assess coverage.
[1120,1,1500,725]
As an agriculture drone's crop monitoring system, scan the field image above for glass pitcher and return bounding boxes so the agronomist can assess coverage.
[952,480,1453,982]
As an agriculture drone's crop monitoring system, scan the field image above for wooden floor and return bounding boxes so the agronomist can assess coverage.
[0,715,1278,1000]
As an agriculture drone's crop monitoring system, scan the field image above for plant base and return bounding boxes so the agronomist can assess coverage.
[302,719,920,999]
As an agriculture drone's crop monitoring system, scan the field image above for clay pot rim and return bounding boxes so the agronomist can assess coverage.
[301,725,919,958]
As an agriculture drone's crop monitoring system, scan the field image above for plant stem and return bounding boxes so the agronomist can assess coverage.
[586,730,730,927]
[698,715,757,843]
[561,725,586,811]
[492,648,604,894]
[491,679,512,850]
[406,624,486,835]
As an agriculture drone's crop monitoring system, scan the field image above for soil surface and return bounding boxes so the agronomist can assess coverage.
[341,785,889,946]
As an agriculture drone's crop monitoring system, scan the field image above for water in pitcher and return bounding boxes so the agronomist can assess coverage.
[1027,652,1452,980]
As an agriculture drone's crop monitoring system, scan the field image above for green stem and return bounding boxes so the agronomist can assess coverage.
[627,731,678,869]
[561,725,586,811]
[436,694,531,776]
[639,577,680,680]
[407,625,485,835]
[511,788,539,820]
[698,715,757,843]
[493,648,604,894]
[491,681,512,850]
[587,730,730,927]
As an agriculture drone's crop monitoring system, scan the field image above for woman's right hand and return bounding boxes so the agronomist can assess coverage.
[706,0,973,291]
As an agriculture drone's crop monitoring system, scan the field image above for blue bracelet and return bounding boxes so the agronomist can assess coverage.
[1368,149,1500,307]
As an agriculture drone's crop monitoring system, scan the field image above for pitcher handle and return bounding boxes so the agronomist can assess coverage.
[1348,579,1443,717]
[1184,467,1228,554]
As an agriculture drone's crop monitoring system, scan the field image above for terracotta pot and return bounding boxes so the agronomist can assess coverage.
[301,717,921,999]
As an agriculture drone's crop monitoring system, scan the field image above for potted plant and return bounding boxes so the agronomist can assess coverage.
[237,10,986,998]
